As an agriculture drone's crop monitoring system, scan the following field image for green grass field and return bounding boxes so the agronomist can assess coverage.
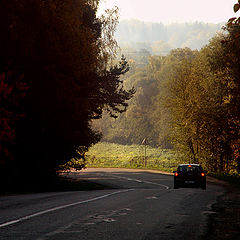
[85,142,182,172]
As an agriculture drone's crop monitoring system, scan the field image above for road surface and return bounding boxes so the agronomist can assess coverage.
[0,168,224,240]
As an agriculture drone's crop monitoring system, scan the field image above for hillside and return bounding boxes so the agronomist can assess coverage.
[115,20,224,55]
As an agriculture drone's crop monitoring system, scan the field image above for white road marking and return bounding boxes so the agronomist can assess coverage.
[127,178,142,183]
[146,196,159,200]
[0,189,134,229]
[143,180,170,189]
[110,175,170,190]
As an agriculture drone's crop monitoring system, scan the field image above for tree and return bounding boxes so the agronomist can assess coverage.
[0,0,134,187]
[159,36,239,173]
[0,71,28,179]
[92,17,240,175]
[212,1,240,172]
[157,49,199,161]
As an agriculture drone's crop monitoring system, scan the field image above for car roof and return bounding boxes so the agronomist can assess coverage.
[178,164,201,166]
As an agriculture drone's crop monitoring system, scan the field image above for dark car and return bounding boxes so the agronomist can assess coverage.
[173,164,206,189]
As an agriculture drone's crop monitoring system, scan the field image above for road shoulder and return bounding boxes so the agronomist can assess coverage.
[205,180,240,240]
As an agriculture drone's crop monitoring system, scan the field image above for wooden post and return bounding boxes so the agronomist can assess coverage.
[142,138,147,167]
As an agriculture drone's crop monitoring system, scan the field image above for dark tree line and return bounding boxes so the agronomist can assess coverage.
[0,0,134,189]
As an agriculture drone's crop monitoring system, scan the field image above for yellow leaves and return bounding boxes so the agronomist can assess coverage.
[223,95,232,104]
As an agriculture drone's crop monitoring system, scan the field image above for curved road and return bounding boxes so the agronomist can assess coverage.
[0,168,224,240]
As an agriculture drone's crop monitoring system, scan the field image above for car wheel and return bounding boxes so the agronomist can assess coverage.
[174,181,179,189]
[201,183,206,190]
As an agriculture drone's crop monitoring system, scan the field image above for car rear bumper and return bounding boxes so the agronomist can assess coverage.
[174,177,206,187]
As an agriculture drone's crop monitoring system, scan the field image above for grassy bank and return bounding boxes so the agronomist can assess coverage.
[208,172,240,188]
[85,142,182,172]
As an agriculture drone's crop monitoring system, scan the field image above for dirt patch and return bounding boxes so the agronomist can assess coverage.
[205,182,240,240]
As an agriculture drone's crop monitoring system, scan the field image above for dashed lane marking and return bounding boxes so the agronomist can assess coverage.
[109,175,170,190]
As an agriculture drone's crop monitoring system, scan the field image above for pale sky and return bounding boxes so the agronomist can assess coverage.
[98,0,238,23]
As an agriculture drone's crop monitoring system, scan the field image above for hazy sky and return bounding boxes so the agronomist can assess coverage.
[98,0,238,23]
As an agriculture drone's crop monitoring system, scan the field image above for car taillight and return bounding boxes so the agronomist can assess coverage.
[175,172,179,176]
[201,173,205,177]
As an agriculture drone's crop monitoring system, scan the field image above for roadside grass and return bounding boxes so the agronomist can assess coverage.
[85,142,182,172]
[208,172,240,188]
[85,143,240,185]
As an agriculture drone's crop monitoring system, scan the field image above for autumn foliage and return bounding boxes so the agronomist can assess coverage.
[93,2,240,174]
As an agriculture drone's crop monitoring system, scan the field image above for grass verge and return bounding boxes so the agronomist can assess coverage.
[85,142,182,172]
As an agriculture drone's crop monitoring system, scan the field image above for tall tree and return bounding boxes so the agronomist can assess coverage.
[0,0,134,187]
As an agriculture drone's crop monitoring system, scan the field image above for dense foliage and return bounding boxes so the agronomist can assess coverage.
[0,0,134,187]
[94,3,240,174]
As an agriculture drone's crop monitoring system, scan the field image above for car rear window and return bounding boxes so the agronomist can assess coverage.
[178,165,202,172]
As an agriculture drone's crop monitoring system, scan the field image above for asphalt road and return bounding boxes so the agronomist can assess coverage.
[0,168,224,240]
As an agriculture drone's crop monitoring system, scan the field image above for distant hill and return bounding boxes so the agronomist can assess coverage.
[115,19,224,55]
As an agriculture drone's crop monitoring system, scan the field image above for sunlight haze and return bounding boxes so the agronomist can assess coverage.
[98,0,238,23]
